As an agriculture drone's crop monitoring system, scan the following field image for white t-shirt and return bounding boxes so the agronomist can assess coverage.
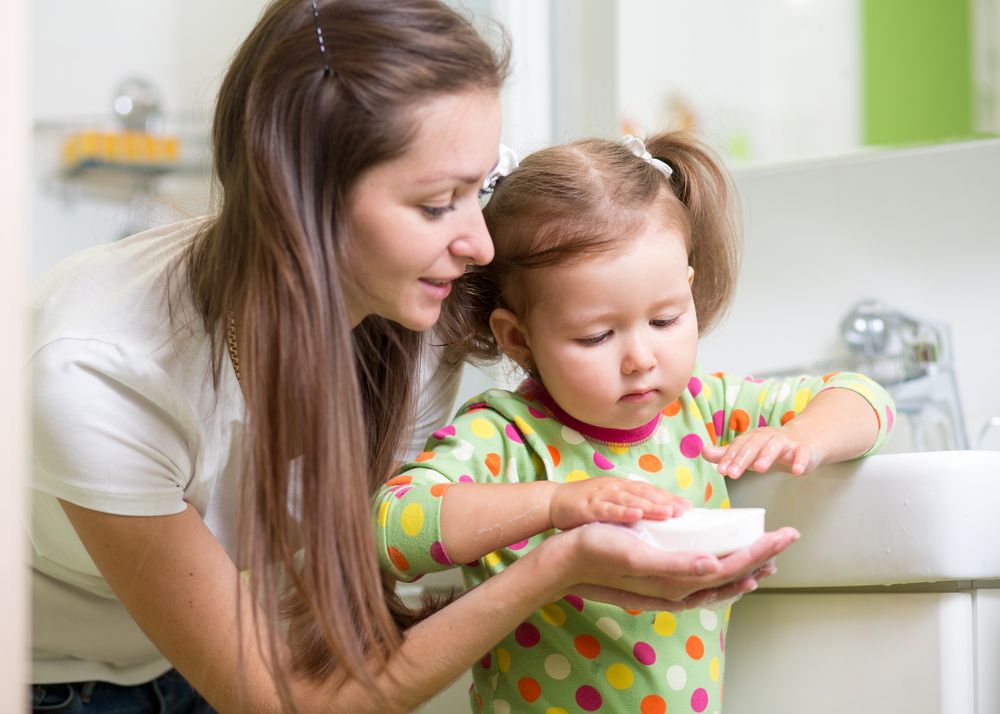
[29,218,461,685]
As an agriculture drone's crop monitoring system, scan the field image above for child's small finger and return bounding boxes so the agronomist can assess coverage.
[701,445,725,463]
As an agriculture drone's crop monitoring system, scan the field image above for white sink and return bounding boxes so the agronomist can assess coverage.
[727,449,1000,588]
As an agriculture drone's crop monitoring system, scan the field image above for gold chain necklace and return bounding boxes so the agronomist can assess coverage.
[226,312,240,382]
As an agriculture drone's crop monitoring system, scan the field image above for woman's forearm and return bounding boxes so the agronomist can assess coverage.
[438,481,558,563]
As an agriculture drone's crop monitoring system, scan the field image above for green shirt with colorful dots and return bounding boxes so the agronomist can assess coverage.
[374,369,894,714]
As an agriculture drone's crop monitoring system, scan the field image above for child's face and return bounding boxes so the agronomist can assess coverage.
[518,223,698,430]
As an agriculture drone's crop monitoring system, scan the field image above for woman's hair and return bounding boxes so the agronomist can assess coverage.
[180,0,507,707]
[443,131,741,363]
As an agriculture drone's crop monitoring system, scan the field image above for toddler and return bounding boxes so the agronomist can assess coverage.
[374,132,894,713]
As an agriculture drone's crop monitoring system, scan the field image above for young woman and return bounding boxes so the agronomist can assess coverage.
[29,3,794,712]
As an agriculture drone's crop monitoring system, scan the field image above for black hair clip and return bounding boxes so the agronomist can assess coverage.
[310,0,332,78]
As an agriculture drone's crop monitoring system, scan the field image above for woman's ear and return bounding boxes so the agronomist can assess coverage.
[489,308,534,373]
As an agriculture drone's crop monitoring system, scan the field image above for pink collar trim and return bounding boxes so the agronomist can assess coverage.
[519,379,661,446]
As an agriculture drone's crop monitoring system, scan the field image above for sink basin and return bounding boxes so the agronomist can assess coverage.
[727,450,1000,588]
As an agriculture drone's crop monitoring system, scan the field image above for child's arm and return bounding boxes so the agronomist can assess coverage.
[698,371,895,479]
[374,406,687,581]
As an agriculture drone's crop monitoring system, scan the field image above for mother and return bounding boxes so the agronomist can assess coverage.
[29,1,796,711]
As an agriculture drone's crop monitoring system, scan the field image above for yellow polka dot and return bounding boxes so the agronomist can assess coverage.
[758,389,770,405]
[377,500,389,527]
[566,469,590,482]
[484,550,502,568]
[688,401,703,421]
[719,498,731,509]
[470,417,497,439]
[710,656,721,681]
[546,709,569,714]
[724,605,733,623]
[653,611,677,636]
[675,466,693,490]
[496,647,511,672]
[400,503,424,537]
[854,386,875,401]
[606,663,634,689]
[793,388,812,413]
[539,603,567,626]
[702,382,712,401]
[608,444,629,455]
[514,415,535,435]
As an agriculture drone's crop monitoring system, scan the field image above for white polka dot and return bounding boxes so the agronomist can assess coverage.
[625,473,649,483]
[667,664,687,690]
[699,608,719,631]
[451,439,474,462]
[493,699,511,714]
[544,653,572,680]
[504,459,519,483]
[777,383,792,401]
[561,426,585,445]
[596,616,622,640]
[725,384,740,407]
[491,673,499,691]
[488,389,507,398]
[653,426,672,444]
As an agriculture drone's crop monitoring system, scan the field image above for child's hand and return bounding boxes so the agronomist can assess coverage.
[701,425,826,478]
[549,477,690,530]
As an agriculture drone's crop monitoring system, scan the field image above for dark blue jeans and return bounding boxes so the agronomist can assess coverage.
[30,668,217,713]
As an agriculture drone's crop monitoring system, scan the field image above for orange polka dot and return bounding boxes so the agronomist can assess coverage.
[705,421,718,446]
[686,635,705,660]
[485,453,501,476]
[662,400,682,417]
[822,371,841,382]
[475,692,483,711]
[547,444,561,467]
[712,371,726,378]
[729,409,750,433]
[385,475,412,487]
[638,454,663,473]
[429,483,451,497]
[414,451,434,462]
[704,483,713,502]
[575,634,601,659]
[640,694,667,714]
[780,410,797,425]
[387,547,409,572]
[517,677,542,702]
[624,608,643,615]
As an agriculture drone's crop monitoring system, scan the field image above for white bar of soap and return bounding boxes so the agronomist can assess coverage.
[630,508,766,556]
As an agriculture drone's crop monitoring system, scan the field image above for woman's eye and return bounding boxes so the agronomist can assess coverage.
[651,317,678,329]
[422,203,456,219]
[575,331,612,346]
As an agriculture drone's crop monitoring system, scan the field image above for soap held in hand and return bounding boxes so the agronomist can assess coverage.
[630,507,765,556]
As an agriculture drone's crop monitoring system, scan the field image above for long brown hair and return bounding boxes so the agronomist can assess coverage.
[182,0,507,707]
[442,131,741,363]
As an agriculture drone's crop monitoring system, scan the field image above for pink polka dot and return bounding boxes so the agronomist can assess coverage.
[720,629,725,652]
[515,622,540,647]
[688,377,702,397]
[432,425,456,439]
[886,405,894,432]
[466,402,487,412]
[505,423,524,444]
[480,652,492,669]
[429,541,453,565]
[713,410,724,438]
[564,594,585,611]
[691,687,709,712]
[508,539,529,551]
[593,452,615,470]
[758,415,767,428]
[458,474,474,483]
[633,641,656,665]
[679,434,703,459]
[528,406,547,419]
[465,559,481,568]
[393,486,412,499]
[575,685,603,711]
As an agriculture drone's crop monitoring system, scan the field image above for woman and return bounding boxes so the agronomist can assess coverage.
[29,1,795,711]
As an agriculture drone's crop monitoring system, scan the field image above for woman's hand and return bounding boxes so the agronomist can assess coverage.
[539,522,799,612]
[549,476,690,530]
[701,425,825,478]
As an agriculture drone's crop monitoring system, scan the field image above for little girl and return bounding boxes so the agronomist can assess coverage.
[373,132,894,714]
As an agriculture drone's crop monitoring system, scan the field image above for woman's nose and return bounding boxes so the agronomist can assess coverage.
[449,202,494,266]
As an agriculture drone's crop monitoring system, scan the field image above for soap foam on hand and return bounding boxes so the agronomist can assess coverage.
[629,508,766,556]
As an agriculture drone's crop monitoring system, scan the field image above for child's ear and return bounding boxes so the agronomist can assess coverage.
[688,266,695,285]
[489,308,534,373]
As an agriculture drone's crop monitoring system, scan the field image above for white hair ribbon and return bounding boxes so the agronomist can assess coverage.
[479,144,520,199]
[620,135,673,179]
